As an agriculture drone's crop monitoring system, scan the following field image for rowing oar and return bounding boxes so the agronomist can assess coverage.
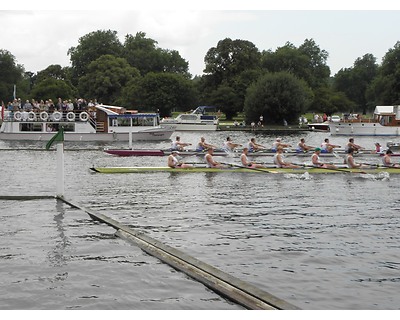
[362,162,400,169]
[293,163,367,174]
[220,162,278,174]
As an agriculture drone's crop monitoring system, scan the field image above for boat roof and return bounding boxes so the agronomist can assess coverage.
[192,106,217,114]
[96,104,158,118]
[374,106,395,115]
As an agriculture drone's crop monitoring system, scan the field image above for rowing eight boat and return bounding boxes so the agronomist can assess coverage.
[104,148,383,157]
[90,166,400,174]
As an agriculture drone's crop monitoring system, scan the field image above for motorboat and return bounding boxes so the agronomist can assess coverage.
[329,106,400,136]
[0,104,175,142]
[160,106,219,131]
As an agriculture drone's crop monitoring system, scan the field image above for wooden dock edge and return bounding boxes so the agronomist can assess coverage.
[57,196,300,310]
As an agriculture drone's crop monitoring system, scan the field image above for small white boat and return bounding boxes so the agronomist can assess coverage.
[0,104,175,142]
[160,106,219,131]
[307,121,330,132]
[329,106,400,136]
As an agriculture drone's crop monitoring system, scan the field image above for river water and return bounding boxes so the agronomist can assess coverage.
[1,130,399,310]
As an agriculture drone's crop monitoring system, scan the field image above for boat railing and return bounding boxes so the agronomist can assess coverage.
[2,110,92,123]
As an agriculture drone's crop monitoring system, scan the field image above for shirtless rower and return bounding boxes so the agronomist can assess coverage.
[382,149,400,167]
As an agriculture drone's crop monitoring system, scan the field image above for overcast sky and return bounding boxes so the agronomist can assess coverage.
[2,1,400,77]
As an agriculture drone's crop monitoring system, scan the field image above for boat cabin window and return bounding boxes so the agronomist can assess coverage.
[46,123,75,132]
[180,115,198,121]
[20,123,42,132]
[109,116,157,127]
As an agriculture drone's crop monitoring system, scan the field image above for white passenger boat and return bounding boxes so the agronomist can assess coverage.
[0,104,175,142]
[329,106,400,136]
[160,106,219,131]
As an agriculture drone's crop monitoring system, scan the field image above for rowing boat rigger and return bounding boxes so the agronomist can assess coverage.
[89,166,400,174]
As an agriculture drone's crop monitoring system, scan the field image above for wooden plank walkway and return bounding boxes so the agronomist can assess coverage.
[58,196,300,310]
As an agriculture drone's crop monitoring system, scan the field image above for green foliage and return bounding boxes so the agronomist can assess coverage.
[30,78,77,102]
[367,41,400,105]
[123,32,190,77]
[309,87,356,114]
[68,30,124,83]
[244,72,313,124]
[134,72,197,116]
[333,53,378,114]
[78,55,139,105]
[0,49,24,102]
[262,39,330,89]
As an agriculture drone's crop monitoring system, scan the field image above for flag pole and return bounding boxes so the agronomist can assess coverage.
[56,142,65,197]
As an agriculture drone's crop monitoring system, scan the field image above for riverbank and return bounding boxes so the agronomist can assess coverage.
[218,124,310,133]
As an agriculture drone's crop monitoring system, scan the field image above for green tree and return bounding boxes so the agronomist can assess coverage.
[334,54,378,114]
[78,55,139,105]
[367,42,400,105]
[30,78,77,102]
[68,30,124,84]
[261,39,330,89]
[244,72,313,125]
[134,72,197,116]
[202,38,261,118]
[0,49,24,102]
[123,32,190,77]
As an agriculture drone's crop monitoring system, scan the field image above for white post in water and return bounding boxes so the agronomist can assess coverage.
[56,142,65,197]
[129,130,133,149]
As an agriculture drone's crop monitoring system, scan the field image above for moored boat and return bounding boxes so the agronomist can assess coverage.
[90,165,400,174]
[0,104,174,142]
[160,106,219,131]
[307,121,330,132]
[329,106,400,136]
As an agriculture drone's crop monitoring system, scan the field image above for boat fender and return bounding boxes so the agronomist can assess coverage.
[28,111,36,121]
[40,111,49,121]
[79,112,89,121]
[52,111,62,121]
[66,112,75,121]
[14,111,22,121]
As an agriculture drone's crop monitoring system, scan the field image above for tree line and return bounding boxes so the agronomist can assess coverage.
[1,29,400,124]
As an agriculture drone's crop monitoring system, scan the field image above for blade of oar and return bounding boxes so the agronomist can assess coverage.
[220,162,278,174]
